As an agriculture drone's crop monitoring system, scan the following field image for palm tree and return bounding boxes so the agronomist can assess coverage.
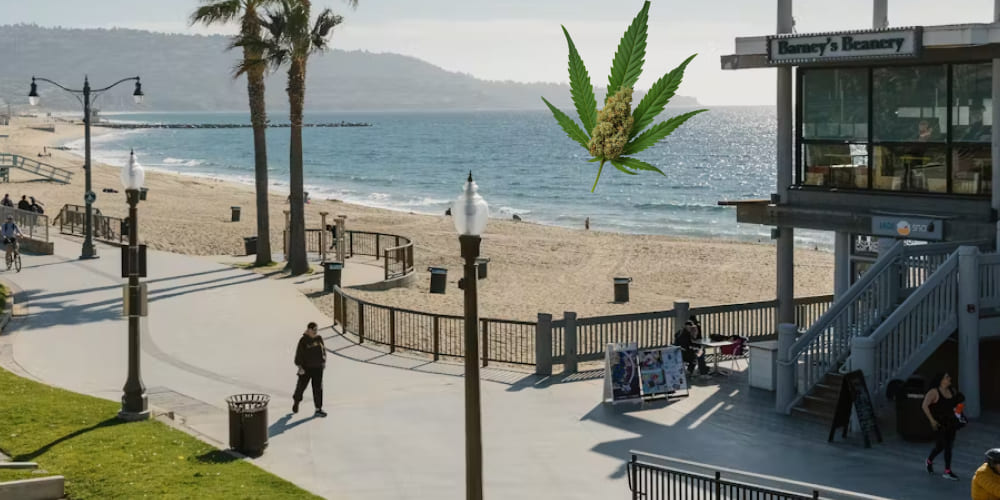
[191,0,276,267]
[253,0,354,275]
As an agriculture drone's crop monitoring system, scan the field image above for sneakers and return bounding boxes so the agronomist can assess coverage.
[315,409,328,418]
[926,460,934,474]
[942,470,958,481]
[292,401,300,414]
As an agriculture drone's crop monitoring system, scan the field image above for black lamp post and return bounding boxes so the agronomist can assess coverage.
[452,172,488,500]
[118,150,148,421]
[29,76,144,259]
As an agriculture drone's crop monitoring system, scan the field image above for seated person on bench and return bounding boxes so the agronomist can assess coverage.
[674,320,709,376]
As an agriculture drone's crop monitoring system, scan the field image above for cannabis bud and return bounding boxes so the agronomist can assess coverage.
[588,87,634,160]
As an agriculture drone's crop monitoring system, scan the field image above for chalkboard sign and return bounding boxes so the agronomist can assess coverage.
[829,370,883,448]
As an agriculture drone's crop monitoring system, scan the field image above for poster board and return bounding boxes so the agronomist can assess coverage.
[604,343,688,404]
[828,370,883,448]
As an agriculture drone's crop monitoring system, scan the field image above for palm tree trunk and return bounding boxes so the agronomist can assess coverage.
[286,57,308,275]
[246,63,273,266]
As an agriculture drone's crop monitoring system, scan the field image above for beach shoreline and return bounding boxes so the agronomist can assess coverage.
[1,116,833,320]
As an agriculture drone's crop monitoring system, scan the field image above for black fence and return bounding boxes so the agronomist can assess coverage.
[56,204,124,246]
[628,455,820,500]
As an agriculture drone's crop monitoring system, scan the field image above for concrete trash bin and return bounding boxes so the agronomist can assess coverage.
[476,258,490,279]
[231,206,241,222]
[226,393,270,457]
[613,277,632,303]
[324,261,343,293]
[428,267,447,294]
[243,236,258,255]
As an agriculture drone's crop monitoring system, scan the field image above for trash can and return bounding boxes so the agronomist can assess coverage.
[614,277,632,303]
[324,261,343,293]
[226,393,270,457]
[889,375,933,442]
[428,267,447,294]
[120,218,130,238]
[476,258,490,279]
[139,187,149,201]
[243,236,258,256]
[231,206,241,222]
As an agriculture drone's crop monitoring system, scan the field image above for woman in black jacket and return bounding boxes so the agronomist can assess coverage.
[292,322,327,417]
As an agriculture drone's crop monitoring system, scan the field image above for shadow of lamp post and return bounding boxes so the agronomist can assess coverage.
[452,171,488,500]
[118,149,149,422]
[28,75,144,259]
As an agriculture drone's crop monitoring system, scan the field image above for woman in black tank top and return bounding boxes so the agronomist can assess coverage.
[922,372,964,481]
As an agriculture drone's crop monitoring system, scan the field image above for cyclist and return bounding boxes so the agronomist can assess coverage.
[973,449,1000,500]
[1,215,22,263]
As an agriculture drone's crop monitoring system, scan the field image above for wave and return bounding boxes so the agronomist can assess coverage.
[162,157,204,167]
[633,202,728,213]
[496,205,531,216]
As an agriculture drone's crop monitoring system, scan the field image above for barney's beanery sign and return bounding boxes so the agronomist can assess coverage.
[767,28,921,64]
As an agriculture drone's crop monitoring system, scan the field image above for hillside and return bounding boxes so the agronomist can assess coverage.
[0,24,699,112]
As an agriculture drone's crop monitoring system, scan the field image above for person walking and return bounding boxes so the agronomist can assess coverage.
[972,449,1000,500]
[922,371,964,480]
[16,195,30,211]
[292,322,327,417]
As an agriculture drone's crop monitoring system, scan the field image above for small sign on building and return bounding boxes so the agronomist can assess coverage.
[767,28,922,64]
[871,216,943,241]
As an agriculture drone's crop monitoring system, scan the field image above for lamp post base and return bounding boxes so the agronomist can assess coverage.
[117,409,150,422]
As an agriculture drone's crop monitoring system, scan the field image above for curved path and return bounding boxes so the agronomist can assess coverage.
[0,236,987,499]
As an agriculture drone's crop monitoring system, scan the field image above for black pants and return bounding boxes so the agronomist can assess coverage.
[928,426,957,469]
[682,348,709,375]
[293,367,324,409]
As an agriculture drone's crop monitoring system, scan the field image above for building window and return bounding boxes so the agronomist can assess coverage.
[873,65,947,143]
[952,144,991,195]
[803,144,869,188]
[952,63,992,143]
[803,68,868,140]
[873,144,947,192]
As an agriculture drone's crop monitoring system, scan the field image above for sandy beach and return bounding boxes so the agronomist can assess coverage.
[1,116,833,321]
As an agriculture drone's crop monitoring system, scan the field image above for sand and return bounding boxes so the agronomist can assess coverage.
[1,116,833,321]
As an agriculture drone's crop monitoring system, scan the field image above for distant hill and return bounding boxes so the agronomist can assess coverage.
[0,24,699,113]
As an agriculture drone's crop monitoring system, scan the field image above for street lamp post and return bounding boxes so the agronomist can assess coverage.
[29,76,144,259]
[452,172,488,500]
[118,150,148,421]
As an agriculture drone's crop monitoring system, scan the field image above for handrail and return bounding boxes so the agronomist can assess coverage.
[978,253,1000,308]
[0,205,49,242]
[858,252,960,398]
[56,203,124,245]
[383,241,414,280]
[0,153,74,183]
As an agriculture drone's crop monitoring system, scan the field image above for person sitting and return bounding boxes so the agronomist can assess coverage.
[674,320,709,376]
[973,448,1000,500]
[1,216,22,262]
[1,194,13,208]
[16,195,30,211]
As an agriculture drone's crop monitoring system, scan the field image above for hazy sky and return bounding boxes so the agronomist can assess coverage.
[1,1,992,105]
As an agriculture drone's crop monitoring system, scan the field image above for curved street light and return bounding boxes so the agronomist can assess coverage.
[28,75,144,259]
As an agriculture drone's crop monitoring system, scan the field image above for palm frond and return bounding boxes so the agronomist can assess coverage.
[311,9,344,52]
[189,0,244,26]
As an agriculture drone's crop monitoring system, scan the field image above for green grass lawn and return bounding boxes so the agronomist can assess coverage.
[0,367,320,499]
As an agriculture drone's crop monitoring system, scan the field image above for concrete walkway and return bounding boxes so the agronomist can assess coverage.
[0,235,992,499]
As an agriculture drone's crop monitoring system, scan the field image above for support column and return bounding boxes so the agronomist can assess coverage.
[776,323,797,414]
[319,212,328,262]
[535,313,553,376]
[776,0,795,326]
[336,215,347,262]
[873,0,888,30]
[834,232,852,299]
[958,246,982,418]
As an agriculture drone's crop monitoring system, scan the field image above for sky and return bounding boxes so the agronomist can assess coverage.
[0,0,993,105]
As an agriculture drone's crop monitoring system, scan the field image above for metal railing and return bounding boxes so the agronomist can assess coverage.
[283,227,417,281]
[855,252,960,400]
[0,153,73,183]
[333,285,537,366]
[0,205,49,242]
[55,204,124,245]
[627,452,892,500]
[383,242,414,280]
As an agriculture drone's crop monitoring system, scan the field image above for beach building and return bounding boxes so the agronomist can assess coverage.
[721,0,1000,419]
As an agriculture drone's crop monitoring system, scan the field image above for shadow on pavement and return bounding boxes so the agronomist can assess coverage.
[14,417,125,461]
[268,413,319,439]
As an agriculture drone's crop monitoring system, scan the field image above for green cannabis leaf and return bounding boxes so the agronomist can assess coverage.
[542,0,707,192]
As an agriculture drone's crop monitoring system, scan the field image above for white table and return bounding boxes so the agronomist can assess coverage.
[692,339,734,376]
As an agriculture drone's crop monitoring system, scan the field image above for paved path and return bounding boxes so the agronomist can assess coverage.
[0,235,994,499]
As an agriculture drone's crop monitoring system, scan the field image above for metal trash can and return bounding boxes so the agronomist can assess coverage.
[614,277,632,303]
[139,187,149,201]
[243,236,258,255]
[476,258,490,279]
[324,261,343,293]
[226,393,270,457]
[889,375,933,442]
[428,267,447,294]
[231,206,241,222]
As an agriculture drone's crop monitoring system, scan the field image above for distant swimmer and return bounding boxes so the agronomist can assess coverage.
[445,207,452,216]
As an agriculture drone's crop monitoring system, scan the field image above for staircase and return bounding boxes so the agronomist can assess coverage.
[0,153,73,184]
[784,240,986,419]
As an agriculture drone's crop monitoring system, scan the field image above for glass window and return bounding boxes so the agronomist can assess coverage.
[803,144,869,188]
[802,68,868,140]
[952,63,992,143]
[873,144,947,193]
[873,66,947,142]
[952,144,991,195]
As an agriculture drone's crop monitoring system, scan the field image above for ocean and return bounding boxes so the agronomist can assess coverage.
[66,107,833,249]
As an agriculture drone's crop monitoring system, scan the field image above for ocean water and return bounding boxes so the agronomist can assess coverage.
[67,108,833,249]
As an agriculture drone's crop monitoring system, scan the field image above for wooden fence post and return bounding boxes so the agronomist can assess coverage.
[536,313,553,376]
[358,302,365,344]
[283,210,290,260]
[333,287,342,325]
[389,308,396,353]
[319,212,328,262]
[383,250,389,280]
[564,311,578,374]
[375,234,381,260]
[481,319,489,367]
[433,316,441,361]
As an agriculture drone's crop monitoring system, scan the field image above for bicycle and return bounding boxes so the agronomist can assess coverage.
[5,240,21,273]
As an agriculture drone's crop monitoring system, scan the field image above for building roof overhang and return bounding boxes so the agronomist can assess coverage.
[722,23,1000,70]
